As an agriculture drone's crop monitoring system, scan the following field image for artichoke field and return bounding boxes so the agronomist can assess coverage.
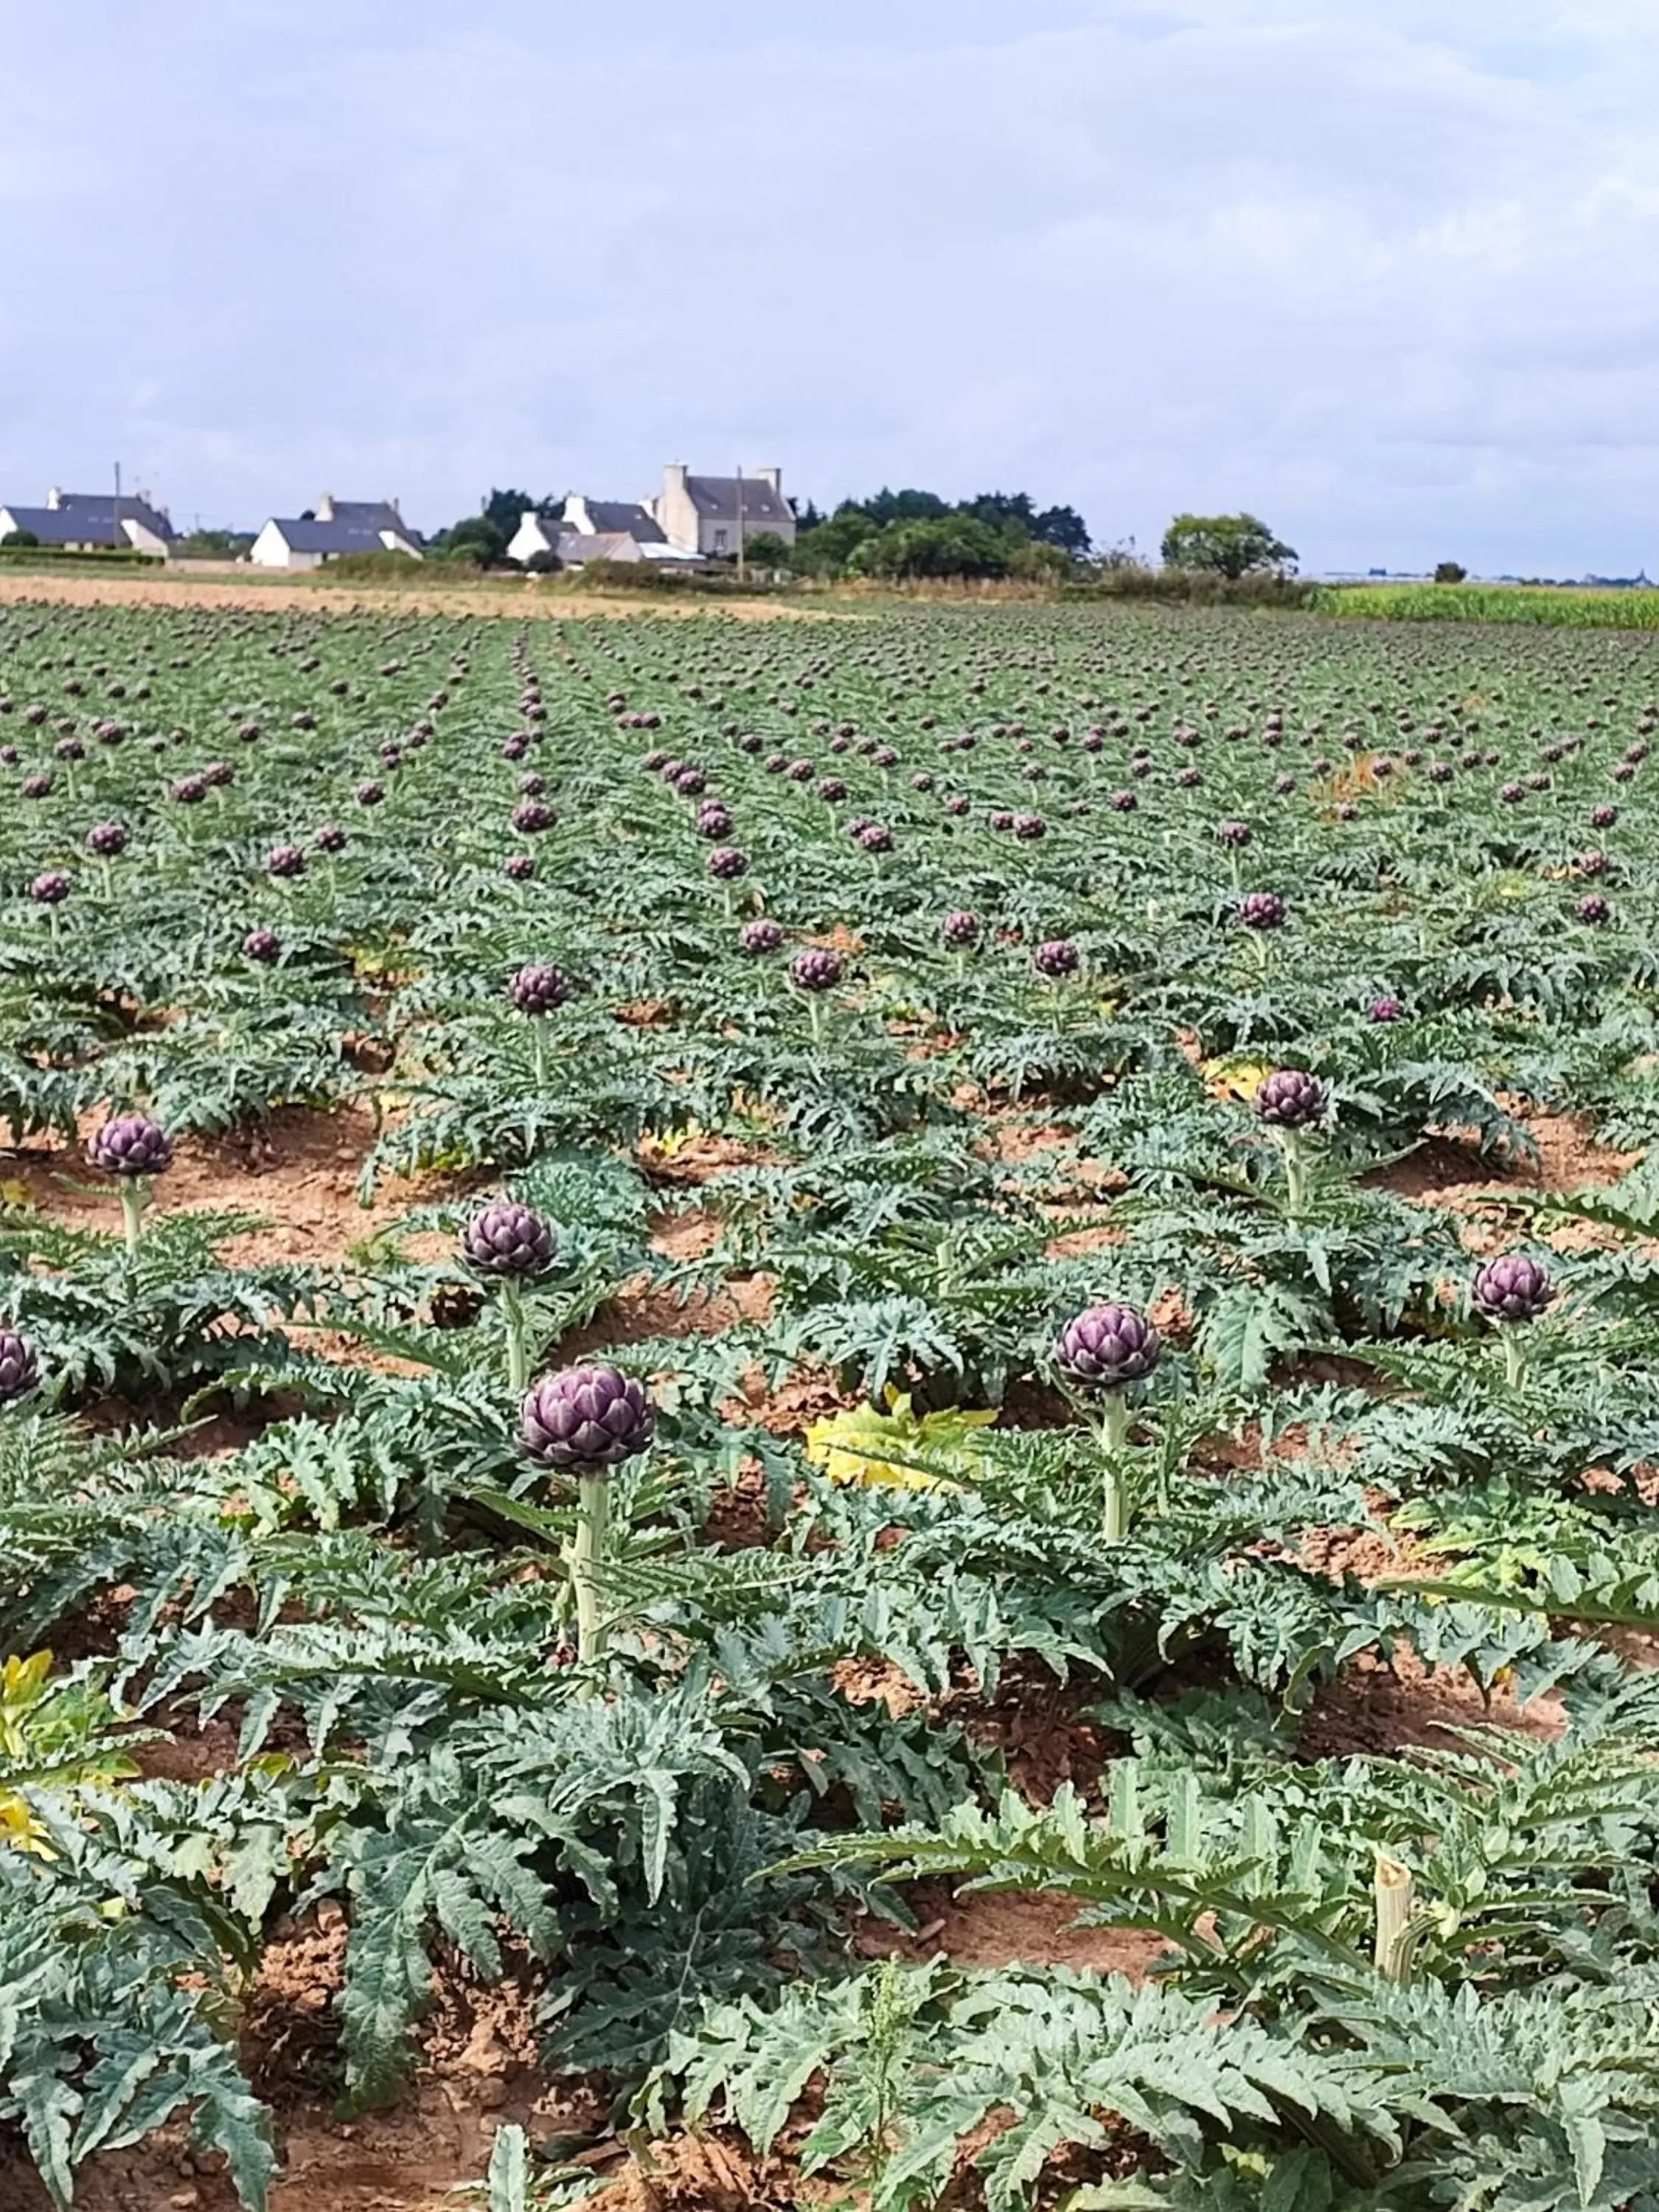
[0,597,1658,2208]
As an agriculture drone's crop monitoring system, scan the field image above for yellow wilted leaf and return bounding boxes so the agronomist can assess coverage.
[804,1391,995,1494]
[0,1180,35,1208]
[0,1792,53,1860]
[1202,1057,1274,1104]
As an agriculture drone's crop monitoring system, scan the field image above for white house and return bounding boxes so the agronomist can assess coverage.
[651,465,794,557]
[0,486,176,555]
[249,495,422,570]
[508,504,707,571]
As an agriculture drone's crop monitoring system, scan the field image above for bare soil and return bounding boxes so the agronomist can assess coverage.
[0,571,809,622]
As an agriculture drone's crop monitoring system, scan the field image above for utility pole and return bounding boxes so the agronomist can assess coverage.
[113,460,122,549]
[735,465,745,583]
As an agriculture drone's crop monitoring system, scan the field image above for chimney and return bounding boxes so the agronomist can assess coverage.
[755,467,782,497]
[664,462,689,497]
[317,493,335,521]
[46,486,63,509]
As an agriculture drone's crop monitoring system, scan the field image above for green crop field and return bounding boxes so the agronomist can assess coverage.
[1318,580,1659,628]
[1,595,1658,2211]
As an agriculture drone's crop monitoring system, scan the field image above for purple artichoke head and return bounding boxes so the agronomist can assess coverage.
[1238,891,1285,931]
[30,872,71,905]
[942,909,980,948]
[87,821,128,858]
[509,963,572,1015]
[740,917,785,955]
[0,1328,40,1405]
[1253,1068,1329,1130]
[791,947,843,993]
[88,1113,173,1177]
[521,1363,655,1470]
[1472,1253,1554,1324]
[266,844,306,878]
[708,846,749,880]
[1034,938,1079,978]
[1576,893,1611,925]
[1054,1303,1162,1392]
[462,1198,557,1279]
[1215,820,1252,849]
[244,928,281,964]
[1368,996,1405,1024]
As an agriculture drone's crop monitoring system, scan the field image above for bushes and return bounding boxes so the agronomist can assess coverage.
[1068,563,1316,609]
[0,544,158,568]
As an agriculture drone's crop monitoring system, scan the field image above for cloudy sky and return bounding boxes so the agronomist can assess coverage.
[4,1,1658,574]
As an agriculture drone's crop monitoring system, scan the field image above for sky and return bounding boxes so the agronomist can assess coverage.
[4,1,1659,575]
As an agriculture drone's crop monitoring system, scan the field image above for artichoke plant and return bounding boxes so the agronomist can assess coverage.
[1253,1069,1328,1215]
[1053,1304,1162,1538]
[510,962,573,1082]
[790,945,843,1046]
[1472,1252,1554,1389]
[521,1363,655,1666]
[463,1199,558,1388]
[88,1113,173,1254]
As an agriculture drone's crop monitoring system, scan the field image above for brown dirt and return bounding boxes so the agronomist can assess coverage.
[861,1882,1164,1981]
[0,571,812,622]
[1366,1110,1641,1255]
[1,1104,483,1273]
[1296,1643,1567,1759]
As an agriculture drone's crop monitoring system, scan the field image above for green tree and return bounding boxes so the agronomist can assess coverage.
[742,531,793,575]
[1433,560,1468,584]
[849,515,1011,581]
[440,515,508,568]
[485,487,562,538]
[852,487,952,527]
[1161,512,1297,580]
[0,528,41,549]
[956,490,1088,554]
[792,507,877,577]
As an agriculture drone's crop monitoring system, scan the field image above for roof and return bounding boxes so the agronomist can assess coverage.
[319,498,422,544]
[263,517,417,555]
[52,493,177,540]
[555,532,643,565]
[2,498,175,545]
[582,501,665,543]
[684,474,790,526]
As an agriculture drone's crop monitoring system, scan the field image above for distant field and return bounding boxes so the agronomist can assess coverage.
[1318,581,1659,627]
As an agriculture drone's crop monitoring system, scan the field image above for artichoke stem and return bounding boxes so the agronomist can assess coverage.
[119,1182,147,1259]
[1374,1854,1415,1982]
[501,1280,531,1393]
[1276,1128,1308,1216]
[807,996,824,1048]
[1502,1328,1527,1392]
[532,1023,549,1090]
[1099,1392,1130,1540]
[571,1473,611,1672]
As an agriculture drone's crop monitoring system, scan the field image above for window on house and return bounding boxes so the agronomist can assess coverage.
[713,528,728,550]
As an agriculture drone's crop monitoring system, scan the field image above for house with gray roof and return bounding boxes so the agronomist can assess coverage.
[0,487,177,556]
[508,499,706,571]
[248,493,422,570]
[653,464,794,557]
[563,497,664,544]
